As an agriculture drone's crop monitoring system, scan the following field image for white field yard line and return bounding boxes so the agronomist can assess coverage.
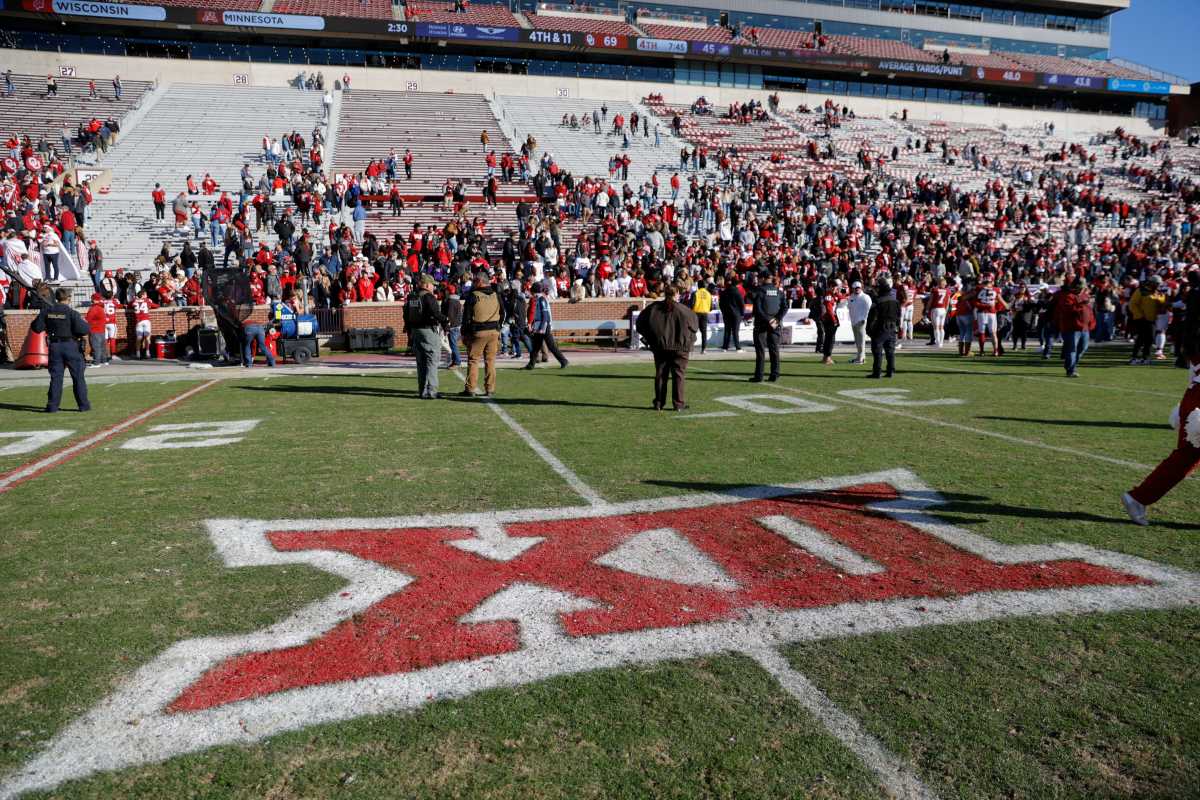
[693,368,1158,473]
[918,360,1179,398]
[450,369,606,507]
[0,380,219,494]
[448,369,936,798]
[748,647,939,800]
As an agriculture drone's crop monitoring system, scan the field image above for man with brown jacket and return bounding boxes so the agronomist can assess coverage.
[636,284,699,411]
[461,270,506,397]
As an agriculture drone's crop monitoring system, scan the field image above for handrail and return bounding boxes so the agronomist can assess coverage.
[1105,57,1187,86]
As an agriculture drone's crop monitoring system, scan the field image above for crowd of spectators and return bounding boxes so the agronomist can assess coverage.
[4,91,1197,377]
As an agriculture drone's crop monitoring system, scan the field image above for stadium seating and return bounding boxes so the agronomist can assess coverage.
[496,95,689,190]
[332,90,524,198]
[639,24,733,44]
[525,13,639,37]
[82,84,326,270]
[737,27,814,50]
[275,0,395,19]
[829,35,939,62]
[0,73,153,158]
[949,51,1027,70]
[404,2,521,25]
[120,0,259,9]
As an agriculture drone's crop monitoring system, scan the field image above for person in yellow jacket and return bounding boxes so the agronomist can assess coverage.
[1128,276,1166,365]
[691,279,714,354]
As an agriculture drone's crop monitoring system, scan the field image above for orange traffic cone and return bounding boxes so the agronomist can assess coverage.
[14,329,49,370]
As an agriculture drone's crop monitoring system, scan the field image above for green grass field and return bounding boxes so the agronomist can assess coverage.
[0,346,1197,799]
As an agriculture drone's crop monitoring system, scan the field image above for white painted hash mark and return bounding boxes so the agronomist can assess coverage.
[748,647,940,800]
[0,380,218,494]
[757,515,884,576]
[119,420,261,451]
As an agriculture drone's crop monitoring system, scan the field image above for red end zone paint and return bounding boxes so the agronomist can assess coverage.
[0,380,219,495]
[171,483,1145,713]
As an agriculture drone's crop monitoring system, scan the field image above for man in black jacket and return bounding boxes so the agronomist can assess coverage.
[866,274,901,378]
[636,283,698,411]
[403,275,448,399]
[718,273,744,352]
[31,288,91,412]
[750,271,787,382]
[274,212,296,253]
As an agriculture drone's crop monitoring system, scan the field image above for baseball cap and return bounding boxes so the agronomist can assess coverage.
[851,281,862,289]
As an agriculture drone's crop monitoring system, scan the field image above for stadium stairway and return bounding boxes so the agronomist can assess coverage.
[496,95,695,194]
[331,90,525,200]
[82,84,326,274]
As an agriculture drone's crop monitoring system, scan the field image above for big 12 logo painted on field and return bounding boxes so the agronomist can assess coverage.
[3,469,1198,799]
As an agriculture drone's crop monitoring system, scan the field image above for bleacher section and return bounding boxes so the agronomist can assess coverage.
[525,12,639,37]
[332,90,525,199]
[404,2,521,25]
[83,84,325,270]
[639,24,734,44]
[496,95,689,191]
[119,0,259,9]
[0,73,153,158]
[275,0,394,19]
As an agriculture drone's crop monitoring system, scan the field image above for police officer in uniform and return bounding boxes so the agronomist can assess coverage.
[31,288,91,413]
[403,274,448,399]
[866,274,901,378]
[750,271,787,382]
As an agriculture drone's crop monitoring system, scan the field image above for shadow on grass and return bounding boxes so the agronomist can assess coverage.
[643,479,1200,532]
[977,416,1167,430]
[234,383,646,410]
[0,402,49,413]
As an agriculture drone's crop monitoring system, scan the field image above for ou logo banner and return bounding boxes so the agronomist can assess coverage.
[2,468,1197,798]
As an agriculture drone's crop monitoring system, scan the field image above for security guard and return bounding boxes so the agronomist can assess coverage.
[403,274,448,399]
[750,271,787,382]
[30,288,91,413]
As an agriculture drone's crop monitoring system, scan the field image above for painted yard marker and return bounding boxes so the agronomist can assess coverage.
[693,369,1158,473]
[0,430,74,458]
[120,420,262,451]
[5,469,1195,800]
[675,410,737,420]
[0,380,219,495]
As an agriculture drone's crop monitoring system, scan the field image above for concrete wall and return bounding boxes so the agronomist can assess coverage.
[8,48,1157,137]
[3,298,648,358]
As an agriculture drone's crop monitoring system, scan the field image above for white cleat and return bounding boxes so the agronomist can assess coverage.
[1121,492,1148,526]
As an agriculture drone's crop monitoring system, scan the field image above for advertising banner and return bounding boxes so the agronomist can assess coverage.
[1106,78,1170,95]
[22,0,166,21]
[416,22,519,42]
[220,10,324,30]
